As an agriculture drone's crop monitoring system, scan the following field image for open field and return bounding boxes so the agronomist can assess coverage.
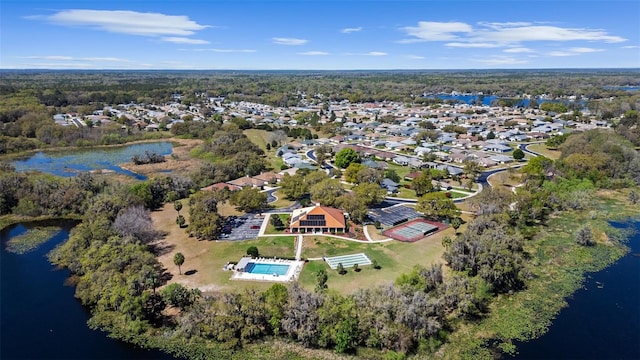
[487,169,523,189]
[244,129,285,171]
[297,226,454,293]
[217,200,244,217]
[152,202,296,294]
[528,143,562,160]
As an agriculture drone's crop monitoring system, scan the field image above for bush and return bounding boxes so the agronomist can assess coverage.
[247,246,259,257]
[575,225,595,246]
[372,259,381,269]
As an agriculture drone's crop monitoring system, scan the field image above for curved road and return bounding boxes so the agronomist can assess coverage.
[518,141,546,157]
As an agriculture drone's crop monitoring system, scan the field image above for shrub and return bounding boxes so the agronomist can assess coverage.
[575,225,595,246]
[247,246,259,257]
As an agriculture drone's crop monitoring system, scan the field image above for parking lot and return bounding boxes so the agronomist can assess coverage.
[219,214,265,241]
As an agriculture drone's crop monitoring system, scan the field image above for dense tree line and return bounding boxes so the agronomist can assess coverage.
[191,127,267,187]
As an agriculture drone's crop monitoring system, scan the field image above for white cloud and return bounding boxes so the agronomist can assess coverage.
[344,51,388,56]
[25,55,73,60]
[472,24,626,44]
[622,45,639,49]
[477,21,533,29]
[161,37,210,45]
[445,42,501,48]
[23,62,94,68]
[298,51,329,56]
[549,47,604,57]
[81,57,130,62]
[34,9,208,36]
[341,27,362,34]
[503,47,534,53]
[406,55,425,60]
[272,37,308,45]
[179,48,256,53]
[400,21,472,42]
[30,9,210,45]
[569,47,603,53]
[548,51,575,57]
[400,21,626,47]
[24,56,130,62]
[476,56,528,65]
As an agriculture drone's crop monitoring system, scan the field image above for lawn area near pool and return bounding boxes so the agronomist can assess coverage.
[152,201,297,293]
[298,228,453,294]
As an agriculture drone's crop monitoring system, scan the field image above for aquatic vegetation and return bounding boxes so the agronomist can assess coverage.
[6,227,61,254]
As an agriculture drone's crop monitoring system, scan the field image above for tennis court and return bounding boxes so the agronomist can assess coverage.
[383,218,446,242]
[324,253,372,269]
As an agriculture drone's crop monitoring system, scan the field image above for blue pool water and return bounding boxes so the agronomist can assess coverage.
[245,262,290,275]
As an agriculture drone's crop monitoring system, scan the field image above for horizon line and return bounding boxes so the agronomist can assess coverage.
[1,67,639,72]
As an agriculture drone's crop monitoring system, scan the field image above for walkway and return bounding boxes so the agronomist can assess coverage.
[295,235,303,261]
[363,223,393,242]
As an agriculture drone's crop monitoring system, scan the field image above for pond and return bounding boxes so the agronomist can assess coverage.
[0,221,175,359]
[515,219,640,359]
[11,142,173,180]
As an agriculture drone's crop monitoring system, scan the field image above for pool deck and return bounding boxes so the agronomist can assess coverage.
[230,256,304,282]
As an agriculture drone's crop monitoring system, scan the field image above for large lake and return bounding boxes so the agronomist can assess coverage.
[11,142,173,180]
[423,94,586,108]
[516,219,640,359]
[0,222,175,360]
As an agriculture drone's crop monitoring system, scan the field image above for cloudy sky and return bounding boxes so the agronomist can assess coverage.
[1,0,638,70]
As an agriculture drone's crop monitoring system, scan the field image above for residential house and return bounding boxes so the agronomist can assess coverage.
[202,182,242,192]
[393,155,410,166]
[482,144,512,153]
[381,179,399,194]
[227,176,265,189]
[490,154,514,164]
[252,172,283,185]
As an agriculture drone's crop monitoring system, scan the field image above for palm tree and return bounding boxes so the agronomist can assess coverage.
[173,252,185,275]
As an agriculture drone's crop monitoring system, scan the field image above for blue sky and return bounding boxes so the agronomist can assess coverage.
[1,0,638,70]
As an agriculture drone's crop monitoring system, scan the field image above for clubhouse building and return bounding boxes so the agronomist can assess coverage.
[289,204,346,233]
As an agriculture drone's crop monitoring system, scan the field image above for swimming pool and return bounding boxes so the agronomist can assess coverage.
[245,262,290,276]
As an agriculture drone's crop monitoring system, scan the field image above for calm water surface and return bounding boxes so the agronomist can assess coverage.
[0,222,175,360]
[515,219,640,359]
[11,142,173,180]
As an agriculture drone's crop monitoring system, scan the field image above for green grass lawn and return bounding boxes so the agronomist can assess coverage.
[244,129,286,171]
[269,190,295,209]
[298,233,448,294]
[394,186,416,199]
[527,143,561,160]
[203,236,298,291]
[385,162,413,179]
[264,214,290,234]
